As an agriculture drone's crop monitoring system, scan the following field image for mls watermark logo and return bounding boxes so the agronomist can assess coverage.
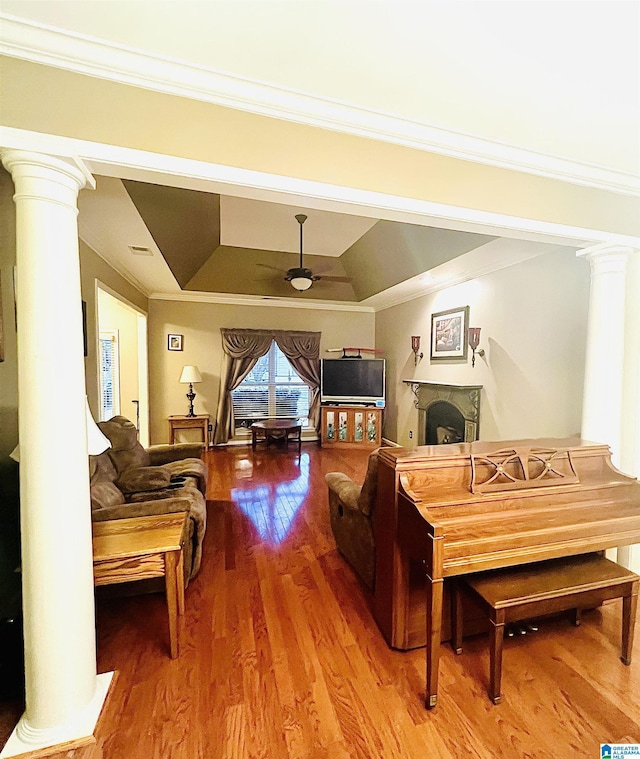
[601,744,640,758]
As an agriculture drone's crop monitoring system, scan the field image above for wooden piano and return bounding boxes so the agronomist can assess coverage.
[372,438,640,707]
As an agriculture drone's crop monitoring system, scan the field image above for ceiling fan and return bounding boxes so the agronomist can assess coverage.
[283,214,352,292]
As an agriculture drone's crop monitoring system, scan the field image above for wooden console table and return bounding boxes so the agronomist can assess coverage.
[168,414,209,446]
[92,512,188,659]
[320,405,382,448]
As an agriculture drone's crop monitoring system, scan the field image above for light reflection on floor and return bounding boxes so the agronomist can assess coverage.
[231,452,310,544]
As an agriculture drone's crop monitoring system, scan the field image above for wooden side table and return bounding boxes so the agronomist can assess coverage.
[168,414,209,447]
[92,512,189,659]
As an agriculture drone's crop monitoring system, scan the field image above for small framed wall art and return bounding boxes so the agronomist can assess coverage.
[168,333,183,351]
[430,306,469,361]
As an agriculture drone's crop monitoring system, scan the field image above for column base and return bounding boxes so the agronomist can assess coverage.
[0,671,114,759]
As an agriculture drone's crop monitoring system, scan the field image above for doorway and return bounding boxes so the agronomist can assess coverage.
[96,284,149,447]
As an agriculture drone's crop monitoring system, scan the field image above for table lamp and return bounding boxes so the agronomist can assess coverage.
[180,365,202,417]
[10,398,110,460]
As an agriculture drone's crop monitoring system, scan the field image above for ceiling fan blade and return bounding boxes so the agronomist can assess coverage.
[256,262,287,274]
[316,275,352,283]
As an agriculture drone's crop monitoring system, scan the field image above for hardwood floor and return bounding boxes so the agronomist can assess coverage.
[2,444,640,758]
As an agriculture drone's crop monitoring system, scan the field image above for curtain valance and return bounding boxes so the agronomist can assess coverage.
[220,328,274,359]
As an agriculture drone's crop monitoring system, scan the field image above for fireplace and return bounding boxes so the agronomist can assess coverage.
[403,380,482,445]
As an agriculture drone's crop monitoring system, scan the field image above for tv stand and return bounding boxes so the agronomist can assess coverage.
[320,405,382,448]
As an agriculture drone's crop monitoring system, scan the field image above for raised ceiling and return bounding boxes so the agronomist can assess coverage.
[115,178,496,302]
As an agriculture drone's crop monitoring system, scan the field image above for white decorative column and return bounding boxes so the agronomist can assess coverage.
[0,150,112,758]
[578,243,632,467]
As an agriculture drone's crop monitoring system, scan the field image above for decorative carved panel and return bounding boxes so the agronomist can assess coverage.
[470,447,579,494]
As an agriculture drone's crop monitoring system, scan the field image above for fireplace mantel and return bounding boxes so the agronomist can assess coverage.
[402,379,482,443]
[402,379,482,392]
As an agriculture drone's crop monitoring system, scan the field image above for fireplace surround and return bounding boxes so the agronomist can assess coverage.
[403,380,482,445]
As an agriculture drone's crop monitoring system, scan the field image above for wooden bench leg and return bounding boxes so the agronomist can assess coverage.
[621,582,638,666]
[489,611,505,705]
[451,580,463,655]
[573,608,582,626]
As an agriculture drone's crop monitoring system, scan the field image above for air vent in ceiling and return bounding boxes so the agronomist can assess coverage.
[128,245,153,256]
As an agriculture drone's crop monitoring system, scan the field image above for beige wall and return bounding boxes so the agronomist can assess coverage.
[148,299,374,444]
[2,56,639,238]
[376,247,591,446]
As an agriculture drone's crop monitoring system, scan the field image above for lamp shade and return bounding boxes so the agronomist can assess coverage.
[10,400,110,460]
[468,328,481,350]
[290,276,313,291]
[86,398,111,455]
[180,365,202,384]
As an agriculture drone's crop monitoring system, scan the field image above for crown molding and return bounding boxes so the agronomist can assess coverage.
[149,290,374,312]
[1,14,638,197]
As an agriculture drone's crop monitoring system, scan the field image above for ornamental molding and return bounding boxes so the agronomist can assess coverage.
[1,14,639,197]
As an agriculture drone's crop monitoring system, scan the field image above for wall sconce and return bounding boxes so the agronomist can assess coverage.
[411,335,423,366]
[468,327,485,367]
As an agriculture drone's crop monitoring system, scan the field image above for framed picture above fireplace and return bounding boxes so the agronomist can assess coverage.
[430,306,469,361]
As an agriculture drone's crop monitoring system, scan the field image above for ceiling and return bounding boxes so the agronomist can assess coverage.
[3,0,639,307]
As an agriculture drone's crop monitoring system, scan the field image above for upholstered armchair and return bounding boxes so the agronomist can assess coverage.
[89,450,207,584]
[325,449,380,591]
[90,415,208,582]
[98,415,207,496]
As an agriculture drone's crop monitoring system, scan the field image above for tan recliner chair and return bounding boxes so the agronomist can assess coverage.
[98,415,207,496]
[325,449,379,591]
[91,416,208,582]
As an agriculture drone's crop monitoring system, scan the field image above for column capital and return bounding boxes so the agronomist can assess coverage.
[1,149,95,193]
[577,241,638,263]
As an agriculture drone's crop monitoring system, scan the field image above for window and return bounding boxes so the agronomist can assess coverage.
[99,330,120,421]
[232,342,310,430]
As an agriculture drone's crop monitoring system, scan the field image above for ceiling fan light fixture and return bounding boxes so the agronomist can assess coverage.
[287,267,315,291]
[290,276,314,291]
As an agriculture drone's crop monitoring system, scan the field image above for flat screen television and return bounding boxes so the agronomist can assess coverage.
[321,358,385,405]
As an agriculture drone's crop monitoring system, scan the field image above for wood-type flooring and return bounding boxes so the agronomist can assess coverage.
[1,444,639,758]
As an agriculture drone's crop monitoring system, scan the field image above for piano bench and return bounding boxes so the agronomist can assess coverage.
[453,553,639,705]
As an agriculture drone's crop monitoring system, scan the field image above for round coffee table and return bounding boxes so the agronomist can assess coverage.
[251,419,302,452]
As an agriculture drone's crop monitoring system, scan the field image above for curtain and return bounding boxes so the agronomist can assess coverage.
[213,329,273,444]
[273,331,321,432]
[213,328,322,444]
